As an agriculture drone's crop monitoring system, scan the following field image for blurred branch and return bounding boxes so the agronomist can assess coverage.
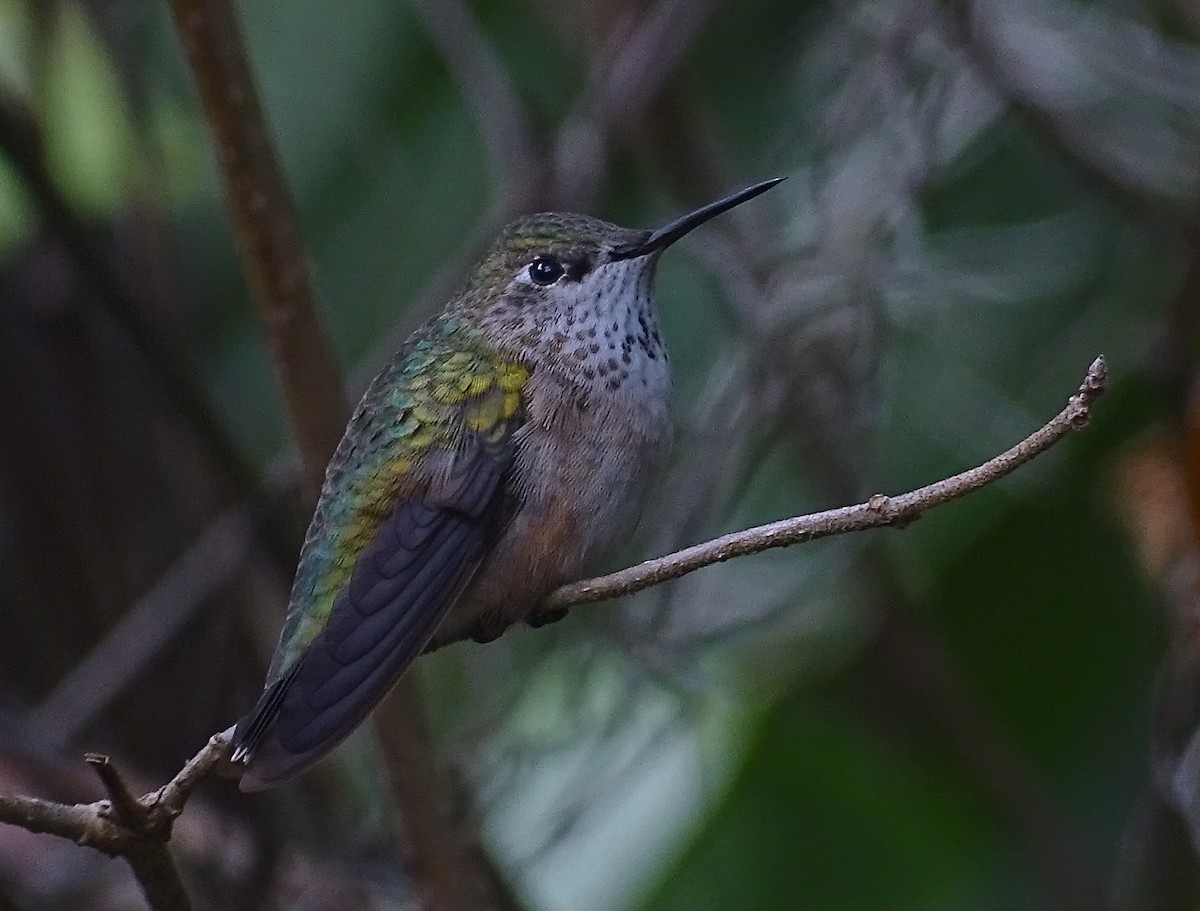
[553,0,727,206]
[165,5,510,911]
[406,0,543,209]
[1145,236,1200,412]
[168,0,347,503]
[24,493,283,750]
[376,684,520,911]
[1111,438,1200,910]
[939,0,1196,233]
[0,97,255,491]
[585,0,723,129]
[869,603,1115,911]
[0,359,1106,904]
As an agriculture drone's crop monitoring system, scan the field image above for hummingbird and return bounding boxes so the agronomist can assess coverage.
[232,178,783,791]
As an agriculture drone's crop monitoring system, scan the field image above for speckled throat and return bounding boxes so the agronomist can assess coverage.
[479,255,669,396]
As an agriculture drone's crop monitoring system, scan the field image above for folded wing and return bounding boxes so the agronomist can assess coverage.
[235,437,511,791]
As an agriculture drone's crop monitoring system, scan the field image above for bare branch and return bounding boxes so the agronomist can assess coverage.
[422,355,1109,656]
[546,356,1105,609]
[0,358,1106,903]
[151,728,235,817]
[0,739,225,911]
[0,791,117,848]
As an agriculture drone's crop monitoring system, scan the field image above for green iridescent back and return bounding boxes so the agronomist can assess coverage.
[267,313,529,680]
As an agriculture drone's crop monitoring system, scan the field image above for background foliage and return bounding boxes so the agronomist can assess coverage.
[0,0,1197,909]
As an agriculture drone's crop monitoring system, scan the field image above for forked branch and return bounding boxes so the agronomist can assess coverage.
[0,730,232,911]
[0,356,1108,909]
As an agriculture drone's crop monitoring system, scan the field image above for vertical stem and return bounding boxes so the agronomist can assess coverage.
[168,0,346,503]
[165,2,505,908]
[377,685,511,911]
[124,849,193,911]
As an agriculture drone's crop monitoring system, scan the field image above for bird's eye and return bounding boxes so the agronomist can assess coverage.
[528,255,565,286]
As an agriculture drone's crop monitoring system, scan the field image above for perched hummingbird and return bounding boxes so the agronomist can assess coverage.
[232,178,783,791]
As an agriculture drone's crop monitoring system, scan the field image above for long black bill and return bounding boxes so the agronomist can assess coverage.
[609,176,785,261]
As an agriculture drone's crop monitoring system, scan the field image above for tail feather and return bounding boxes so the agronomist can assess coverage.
[232,435,512,792]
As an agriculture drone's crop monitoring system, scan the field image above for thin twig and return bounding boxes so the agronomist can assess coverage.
[406,0,542,209]
[553,0,727,206]
[544,356,1106,609]
[86,753,145,828]
[151,728,235,817]
[0,359,1105,900]
[938,0,1194,234]
[26,507,264,748]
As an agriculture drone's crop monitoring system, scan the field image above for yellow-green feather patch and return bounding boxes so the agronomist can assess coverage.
[267,320,533,682]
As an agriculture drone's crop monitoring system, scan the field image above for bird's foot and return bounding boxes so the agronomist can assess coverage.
[469,620,506,644]
[468,608,570,642]
[526,608,568,629]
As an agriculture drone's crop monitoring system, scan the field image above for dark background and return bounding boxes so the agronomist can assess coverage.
[0,0,1197,908]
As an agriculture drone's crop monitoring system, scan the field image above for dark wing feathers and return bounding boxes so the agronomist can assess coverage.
[237,441,509,791]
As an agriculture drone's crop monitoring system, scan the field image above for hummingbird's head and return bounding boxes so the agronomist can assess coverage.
[460,178,784,375]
